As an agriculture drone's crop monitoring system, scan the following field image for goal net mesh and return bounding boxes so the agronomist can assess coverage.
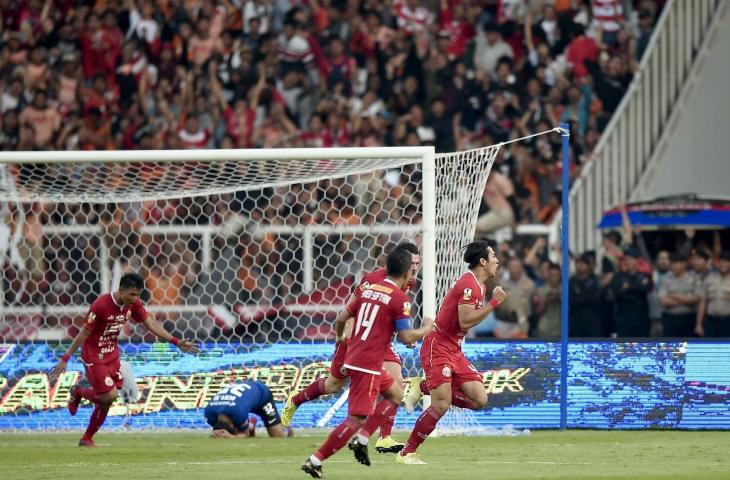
[0,146,499,432]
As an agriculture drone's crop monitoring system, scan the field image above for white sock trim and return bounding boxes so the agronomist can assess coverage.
[356,434,369,445]
[309,454,322,466]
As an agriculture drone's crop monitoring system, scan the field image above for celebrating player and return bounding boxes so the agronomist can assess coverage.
[396,240,507,465]
[50,273,199,447]
[282,242,421,453]
[205,380,292,438]
[301,248,433,478]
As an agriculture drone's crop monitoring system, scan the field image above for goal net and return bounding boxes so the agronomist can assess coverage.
[0,146,499,432]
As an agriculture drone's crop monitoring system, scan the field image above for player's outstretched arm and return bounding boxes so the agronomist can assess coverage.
[396,316,434,344]
[50,327,91,383]
[142,314,200,354]
[458,286,508,330]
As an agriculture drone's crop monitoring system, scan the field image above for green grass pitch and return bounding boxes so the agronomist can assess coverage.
[1,431,728,480]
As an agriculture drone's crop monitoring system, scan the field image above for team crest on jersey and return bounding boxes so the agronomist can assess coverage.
[403,302,412,317]
[463,288,473,300]
[86,312,96,323]
[442,366,452,378]
[104,376,113,387]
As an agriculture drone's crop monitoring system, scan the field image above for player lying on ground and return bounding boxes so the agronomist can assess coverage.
[283,242,421,454]
[205,381,293,438]
[396,240,508,465]
[50,273,199,447]
[301,248,434,479]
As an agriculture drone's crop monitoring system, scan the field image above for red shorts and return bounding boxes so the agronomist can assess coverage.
[83,356,123,394]
[330,342,348,380]
[347,369,395,417]
[382,343,402,366]
[420,335,482,391]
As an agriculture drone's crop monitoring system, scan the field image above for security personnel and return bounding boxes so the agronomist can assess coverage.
[658,253,699,337]
[611,247,653,337]
[569,253,602,337]
[696,251,730,337]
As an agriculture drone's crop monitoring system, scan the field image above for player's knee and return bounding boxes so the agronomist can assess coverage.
[472,395,488,410]
[431,397,451,414]
[324,376,344,394]
[386,386,404,404]
[101,389,118,406]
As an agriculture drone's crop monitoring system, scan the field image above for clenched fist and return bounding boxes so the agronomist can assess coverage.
[492,286,508,304]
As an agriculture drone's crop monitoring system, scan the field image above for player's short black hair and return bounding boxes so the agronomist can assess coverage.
[394,241,420,256]
[213,415,237,435]
[462,240,496,269]
[119,273,144,291]
[387,248,413,278]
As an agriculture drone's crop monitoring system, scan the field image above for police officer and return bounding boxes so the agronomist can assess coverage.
[569,253,601,337]
[658,253,699,337]
[696,251,730,337]
[610,247,653,337]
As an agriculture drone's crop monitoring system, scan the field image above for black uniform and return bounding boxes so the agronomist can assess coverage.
[611,271,653,337]
[569,273,602,337]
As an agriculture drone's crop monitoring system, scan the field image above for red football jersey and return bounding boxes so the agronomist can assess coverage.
[81,293,148,363]
[433,271,485,349]
[354,268,417,297]
[344,279,412,375]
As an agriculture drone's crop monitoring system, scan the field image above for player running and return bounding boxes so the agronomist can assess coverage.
[301,248,433,478]
[50,273,199,446]
[282,242,421,453]
[205,380,292,438]
[396,240,507,465]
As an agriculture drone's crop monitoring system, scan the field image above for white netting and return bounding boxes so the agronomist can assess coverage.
[0,145,498,430]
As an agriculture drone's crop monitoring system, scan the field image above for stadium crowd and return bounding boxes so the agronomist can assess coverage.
[6,0,716,342]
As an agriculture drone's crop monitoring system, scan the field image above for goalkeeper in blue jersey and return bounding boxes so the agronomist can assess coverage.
[204,381,292,438]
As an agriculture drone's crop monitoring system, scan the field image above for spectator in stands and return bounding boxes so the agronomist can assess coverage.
[473,22,513,78]
[659,253,699,337]
[636,7,656,60]
[535,262,561,337]
[475,170,515,237]
[610,247,652,337]
[19,90,61,149]
[495,257,535,339]
[569,253,602,337]
[696,251,730,337]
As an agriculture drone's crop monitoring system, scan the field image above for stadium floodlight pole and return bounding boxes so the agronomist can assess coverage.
[559,122,570,431]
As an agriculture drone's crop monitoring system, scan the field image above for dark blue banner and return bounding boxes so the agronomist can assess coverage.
[0,342,728,430]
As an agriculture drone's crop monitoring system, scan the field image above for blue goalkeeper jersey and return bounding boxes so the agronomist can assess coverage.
[204,381,274,431]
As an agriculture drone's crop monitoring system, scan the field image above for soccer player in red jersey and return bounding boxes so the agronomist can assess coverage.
[50,273,199,447]
[301,248,433,479]
[282,242,421,453]
[396,240,508,465]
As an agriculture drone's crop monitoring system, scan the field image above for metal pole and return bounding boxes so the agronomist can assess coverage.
[560,122,571,431]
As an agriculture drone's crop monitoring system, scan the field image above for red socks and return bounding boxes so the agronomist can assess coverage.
[76,386,102,404]
[360,399,398,438]
[82,404,110,441]
[293,378,326,407]
[400,406,443,455]
[378,402,397,438]
[314,418,361,462]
